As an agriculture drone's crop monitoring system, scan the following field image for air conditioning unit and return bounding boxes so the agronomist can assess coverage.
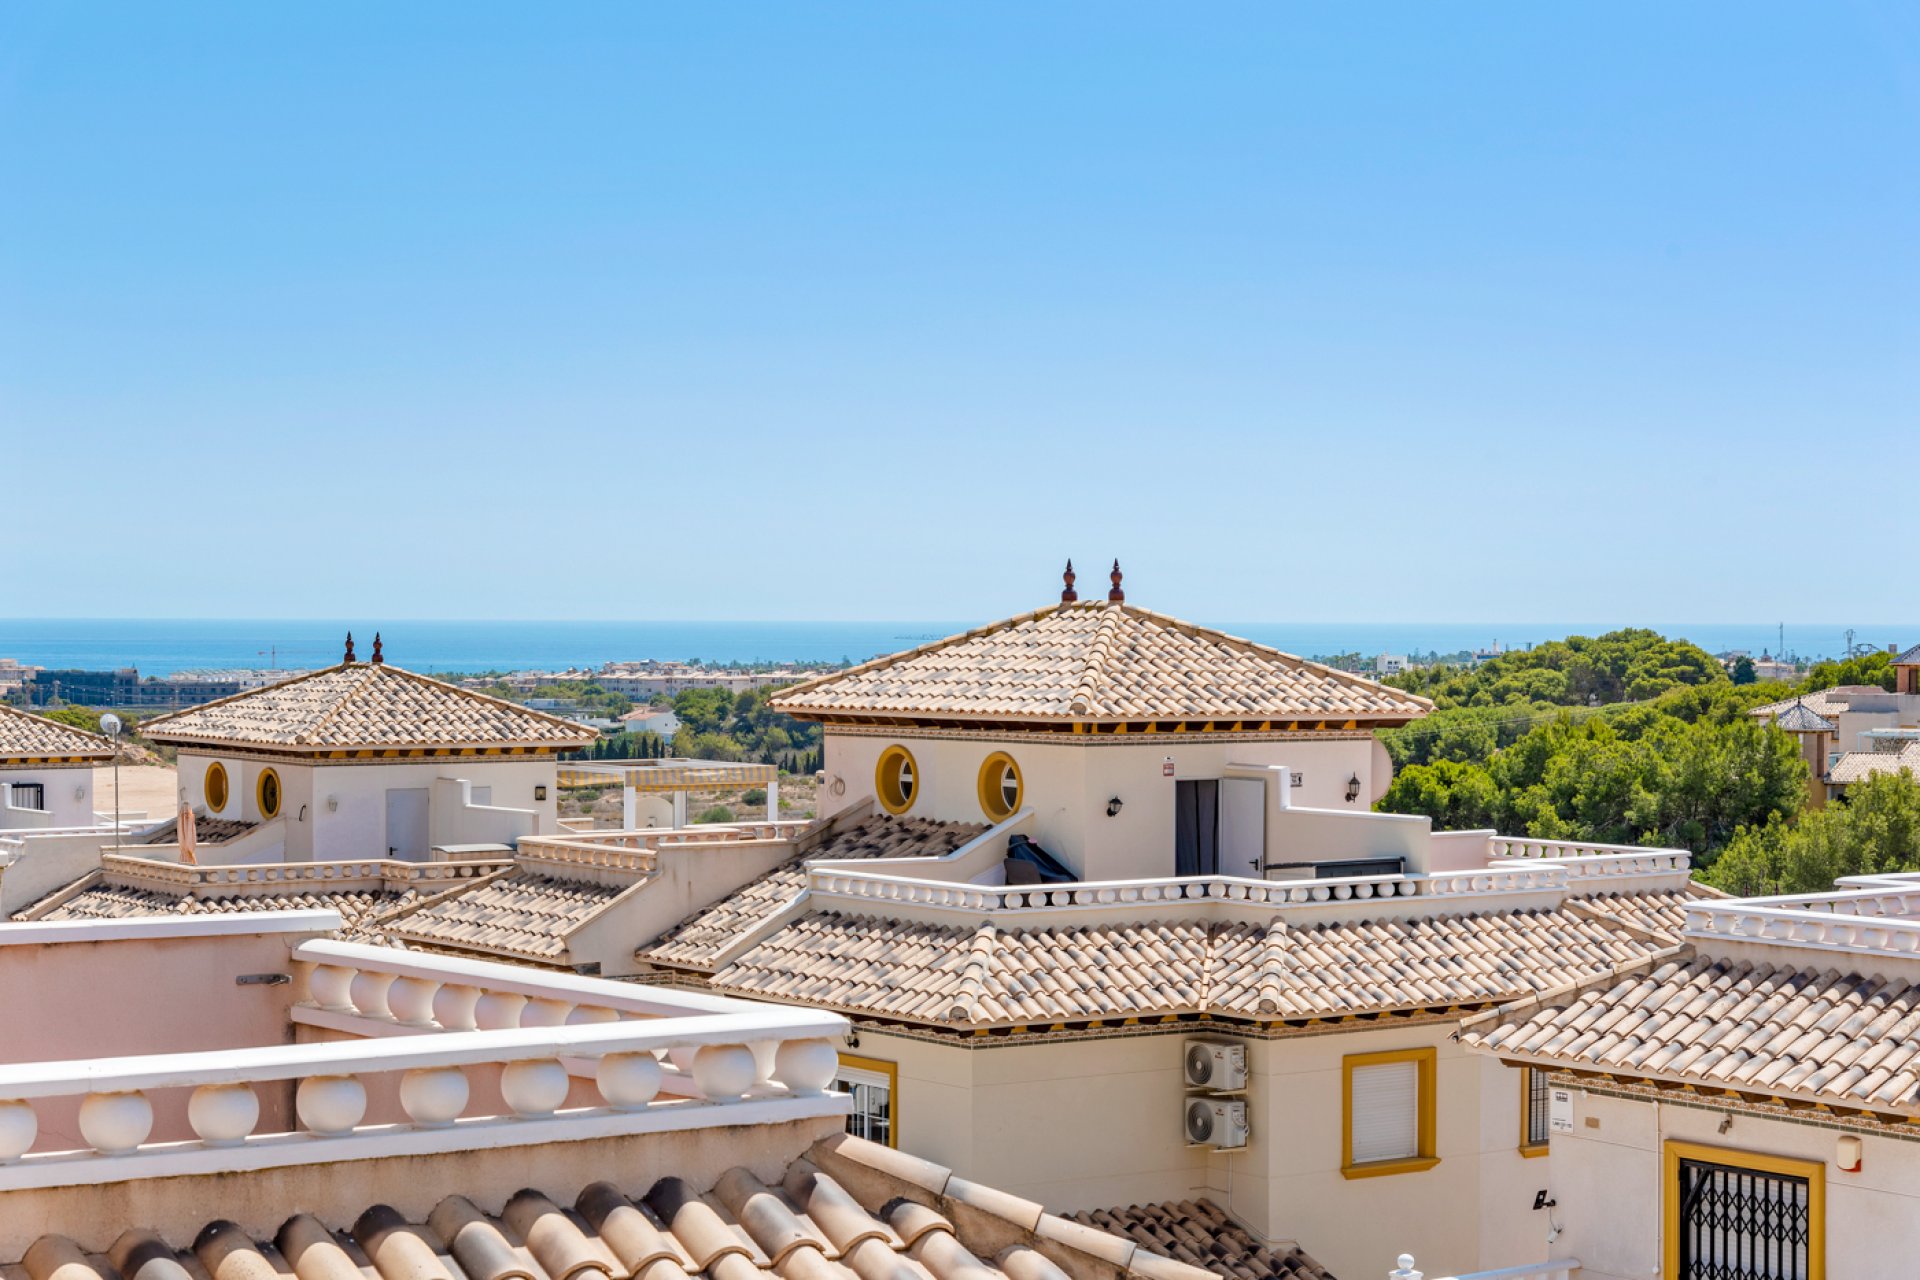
[1183,1039,1247,1091]
[1185,1098,1249,1149]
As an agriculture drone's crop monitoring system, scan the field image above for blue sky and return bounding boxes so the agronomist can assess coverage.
[2,4,1915,623]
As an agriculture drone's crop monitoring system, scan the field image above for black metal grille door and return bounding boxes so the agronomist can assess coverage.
[1677,1157,1810,1280]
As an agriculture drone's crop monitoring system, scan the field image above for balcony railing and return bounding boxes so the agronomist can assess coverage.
[0,927,848,1191]
[515,820,817,876]
[98,854,511,894]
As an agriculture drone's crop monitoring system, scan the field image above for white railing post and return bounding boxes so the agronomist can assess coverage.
[1390,1256,1423,1280]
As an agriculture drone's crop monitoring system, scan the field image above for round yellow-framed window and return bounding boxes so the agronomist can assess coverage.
[256,767,282,820]
[204,761,230,813]
[875,745,919,815]
[977,752,1022,822]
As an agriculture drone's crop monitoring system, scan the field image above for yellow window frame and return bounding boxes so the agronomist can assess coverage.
[256,766,282,820]
[204,761,229,813]
[1664,1140,1824,1280]
[875,745,918,815]
[1341,1046,1439,1179]
[976,751,1022,822]
[837,1052,899,1148]
[1519,1066,1549,1158]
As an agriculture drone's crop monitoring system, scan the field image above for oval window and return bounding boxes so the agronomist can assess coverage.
[977,752,1022,821]
[257,767,282,819]
[205,761,229,813]
[875,745,918,815]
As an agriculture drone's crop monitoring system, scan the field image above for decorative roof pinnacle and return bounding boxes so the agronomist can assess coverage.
[371,633,384,666]
[1061,560,1078,604]
[343,632,355,664]
[1108,559,1124,604]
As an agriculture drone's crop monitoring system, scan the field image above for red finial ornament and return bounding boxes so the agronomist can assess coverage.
[371,633,384,666]
[1108,559,1125,603]
[344,632,356,663]
[1061,560,1078,603]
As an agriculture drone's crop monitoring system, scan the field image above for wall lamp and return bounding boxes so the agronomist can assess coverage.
[1106,797,1124,817]
[1345,773,1362,803]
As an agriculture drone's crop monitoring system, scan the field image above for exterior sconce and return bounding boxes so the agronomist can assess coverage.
[1345,773,1362,803]
[74,785,87,801]
[1838,1134,1862,1172]
[325,795,339,813]
[535,785,549,801]
[1106,797,1123,817]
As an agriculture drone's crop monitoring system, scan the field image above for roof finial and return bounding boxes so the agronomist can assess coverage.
[1108,559,1124,604]
[371,632,384,666]
[1061,559,1078,603]
[344,632,356,663]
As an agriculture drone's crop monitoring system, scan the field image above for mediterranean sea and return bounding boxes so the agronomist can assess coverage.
[0,619,1909,677]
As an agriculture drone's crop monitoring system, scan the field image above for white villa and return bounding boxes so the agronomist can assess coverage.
[138,635,595,862]
[1752,647,1920,807]
[1462,870,1920,1279]
[0,703,112,830]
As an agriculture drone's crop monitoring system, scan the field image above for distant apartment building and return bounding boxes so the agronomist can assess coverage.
[21,666,305,709]
[1375,653,1409,677]
[593,661,822,700]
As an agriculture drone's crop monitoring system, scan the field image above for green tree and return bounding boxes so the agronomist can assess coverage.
[1804,650,1895,693]
[1730,656,1756,685]
[1707,772,1920,896]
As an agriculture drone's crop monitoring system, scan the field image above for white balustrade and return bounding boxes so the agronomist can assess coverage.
[187,1082,259,1146]
[77,1090,152,1155]
[101,855,512,897]
[1687,898,1920,963]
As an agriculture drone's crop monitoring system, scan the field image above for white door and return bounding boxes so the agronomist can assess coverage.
[1219,778,1267,876]
[385,788,430,861]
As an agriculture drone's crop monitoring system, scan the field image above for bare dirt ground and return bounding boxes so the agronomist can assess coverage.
[92,765,178,824]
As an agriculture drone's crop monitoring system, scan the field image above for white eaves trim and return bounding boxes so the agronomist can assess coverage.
[0,908,342,948]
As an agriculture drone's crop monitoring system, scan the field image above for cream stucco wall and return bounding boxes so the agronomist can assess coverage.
[1538,1087,1920,1280]
[177,751,559,860]
[819,730,1388,881]
[847,1022,1548,1280]
[0,762,96,828]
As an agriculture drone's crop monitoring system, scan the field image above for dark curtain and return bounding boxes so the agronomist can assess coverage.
[1175,779,1220,876]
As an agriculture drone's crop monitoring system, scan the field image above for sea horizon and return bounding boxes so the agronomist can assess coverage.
[0,617,1910,678]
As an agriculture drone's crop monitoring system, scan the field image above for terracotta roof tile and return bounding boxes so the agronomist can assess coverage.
[772,601,1431,725]
[0,704,113,762]
[1463,951,1920,1113]
[1828,745,1920,785]
[711,890,1693,1027]
[640,815,988,970]
[24,881,424,944]
[388,873,628,960]
[1069,1201,1333,1280]
[3,1138,1219,1280]
[140,662,594,751]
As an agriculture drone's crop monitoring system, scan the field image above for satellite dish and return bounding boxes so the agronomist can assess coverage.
[99,713,123,738]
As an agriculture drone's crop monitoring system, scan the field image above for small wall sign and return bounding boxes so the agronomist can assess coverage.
[1550,1087,1575,1134]
[1162,760,1176,777]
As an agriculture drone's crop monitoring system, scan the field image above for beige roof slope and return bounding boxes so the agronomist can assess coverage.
[1070,1201,1332,1280]
[711,889,1691,1028]
[641,815,989,970]
[386,872,633,961]
[140,662,594,751]
[1747,685,1885,722]
[1829,745,1920,785]
[772,601,1432,725]
[0,703,113,762]
[3,1135,1217,1280]
[1461,952,1920,1115]
[20,879,425,944]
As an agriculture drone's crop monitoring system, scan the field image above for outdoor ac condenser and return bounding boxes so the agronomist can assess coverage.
[1183,1039,1247,1091]
[1184,1097,1249,1149]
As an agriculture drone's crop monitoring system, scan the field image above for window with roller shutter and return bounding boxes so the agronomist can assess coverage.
[1342,1047,1438,1178]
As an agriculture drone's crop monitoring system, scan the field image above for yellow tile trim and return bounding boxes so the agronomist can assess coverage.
[1663,1139,1824,1279]
[1340,1045,1438,1180]
[838,1052,899,1149]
